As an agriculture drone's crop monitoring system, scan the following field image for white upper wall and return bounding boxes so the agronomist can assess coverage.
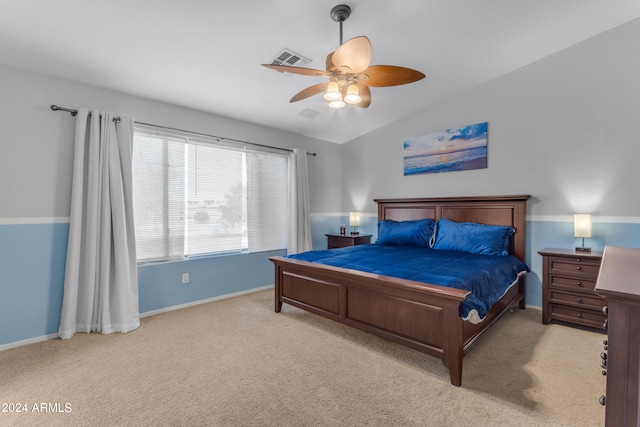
[340,19,640,217]
[0,65,342,218]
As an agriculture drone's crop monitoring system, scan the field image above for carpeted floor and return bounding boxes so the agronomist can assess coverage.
[0,289,606,426]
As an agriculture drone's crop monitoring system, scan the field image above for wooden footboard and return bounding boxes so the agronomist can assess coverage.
[271,256,468,385]
[271,256,525,386]
[272,195,530,386]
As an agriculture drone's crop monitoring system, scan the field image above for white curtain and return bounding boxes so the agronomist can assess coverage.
[288,148,312,254]
[58,109,140,339]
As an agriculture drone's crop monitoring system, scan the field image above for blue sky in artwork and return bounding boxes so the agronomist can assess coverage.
[403,122,488,156]
[449,122,487,141]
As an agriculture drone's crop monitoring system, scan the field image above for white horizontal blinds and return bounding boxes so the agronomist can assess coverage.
[132,130,185,261]
[185,141,246,255]
[132,124,289,261]
[166,141,186,258]
[246,150,289,251]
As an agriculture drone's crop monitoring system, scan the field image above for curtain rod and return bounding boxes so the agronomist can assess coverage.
[50,105,316,156]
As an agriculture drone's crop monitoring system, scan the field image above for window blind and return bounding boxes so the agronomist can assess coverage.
[132,125,289,262]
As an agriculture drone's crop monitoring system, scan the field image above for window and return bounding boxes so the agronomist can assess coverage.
[132,124,289,262]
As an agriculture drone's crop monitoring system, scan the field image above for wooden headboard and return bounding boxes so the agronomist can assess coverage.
[374,195,531,263]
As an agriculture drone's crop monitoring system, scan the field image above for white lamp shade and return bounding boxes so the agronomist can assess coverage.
[349,212,361,227]
[323,81,341,101]
[344,84,361,104]
[574,214,592,238]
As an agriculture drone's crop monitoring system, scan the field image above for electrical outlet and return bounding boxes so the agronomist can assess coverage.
[182,273,189,284]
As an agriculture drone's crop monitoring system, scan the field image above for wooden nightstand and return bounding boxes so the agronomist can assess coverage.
[539,248,606,330]
[326,234,372,249]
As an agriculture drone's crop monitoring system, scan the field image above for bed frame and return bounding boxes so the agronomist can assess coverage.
[270,195,530,386]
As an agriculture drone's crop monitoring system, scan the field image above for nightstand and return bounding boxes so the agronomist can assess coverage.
[539,248,606,330]
[326,234,372,249]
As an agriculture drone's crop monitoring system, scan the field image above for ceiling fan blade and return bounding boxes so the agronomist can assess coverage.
[358,65,425,87]
[261,64,329,77]
[290,83,328,103]
[325,52,336,71]
[330,36,372,73]
[354,84,371,108]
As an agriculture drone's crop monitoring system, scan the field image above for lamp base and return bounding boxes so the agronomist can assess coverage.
[575,246,592,253]
[350,231,359,235]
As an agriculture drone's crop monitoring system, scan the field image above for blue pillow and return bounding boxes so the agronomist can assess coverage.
[376,219,435,247]
[432,219,515,256]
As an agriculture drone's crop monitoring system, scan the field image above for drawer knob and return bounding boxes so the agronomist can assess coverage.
[576,281,582,286]
[603,319,608,330]
[602,370,607,376]
[602,306,608,315]
[599,395,606,406]
[601,352,607,360]
[576,297,583,303]
[576,312,583,318]
[576,266,582,271]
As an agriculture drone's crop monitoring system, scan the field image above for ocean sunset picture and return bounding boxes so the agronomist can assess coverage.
[403,122,488,175]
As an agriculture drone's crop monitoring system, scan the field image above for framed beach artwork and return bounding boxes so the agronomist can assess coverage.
[403,122,488,176]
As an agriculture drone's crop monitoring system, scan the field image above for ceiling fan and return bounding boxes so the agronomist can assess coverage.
[261,4,425,109]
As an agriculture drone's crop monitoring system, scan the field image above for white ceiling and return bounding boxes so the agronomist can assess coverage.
[1,1,639,144]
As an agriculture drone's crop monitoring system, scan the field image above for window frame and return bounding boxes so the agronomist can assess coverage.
[132,124,290,263]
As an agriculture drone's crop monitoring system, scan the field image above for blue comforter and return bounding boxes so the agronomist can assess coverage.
[287,244,529,323]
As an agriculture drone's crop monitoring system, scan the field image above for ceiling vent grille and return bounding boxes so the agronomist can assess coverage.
[298,108,321,119]
[270,48,311,68]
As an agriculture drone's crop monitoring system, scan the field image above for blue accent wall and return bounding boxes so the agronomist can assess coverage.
[2,217,639,348]
[0,223,68,345]
[0,221,284,347]
[138,249,285,314]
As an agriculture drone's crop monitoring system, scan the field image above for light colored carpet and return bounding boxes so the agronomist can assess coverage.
[0,289,605,426]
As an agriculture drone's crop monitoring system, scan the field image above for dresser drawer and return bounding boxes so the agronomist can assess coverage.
[549,304,607,329]
[326,234,372,249]
[549,275,597,293]
[329,236,354,248]
[550,290,606,311]
[549,257,601,278]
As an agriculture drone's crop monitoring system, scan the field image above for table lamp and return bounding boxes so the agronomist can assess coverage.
[349,212,361,235]
[574,213,592,253]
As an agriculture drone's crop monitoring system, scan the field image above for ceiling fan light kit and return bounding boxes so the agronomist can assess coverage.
[261,4,425,109]
[344,83,361,104]
[323,81,342,101]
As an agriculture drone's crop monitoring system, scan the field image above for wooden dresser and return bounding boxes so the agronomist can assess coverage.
[594,246,640,427]
[326,234,371,249]
[539,248,606,329]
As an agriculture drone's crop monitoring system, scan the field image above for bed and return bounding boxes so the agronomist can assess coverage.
[270,195,531,386]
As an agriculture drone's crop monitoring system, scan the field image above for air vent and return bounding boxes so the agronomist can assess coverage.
[270,48,311,68]
[298,108,321,119]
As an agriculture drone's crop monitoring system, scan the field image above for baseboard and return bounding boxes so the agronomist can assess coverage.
[0,332,59,352]
[0,285,274,352]
[139,285,273,318]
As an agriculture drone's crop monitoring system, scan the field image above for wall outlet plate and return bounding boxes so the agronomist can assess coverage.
[182,273,189,284]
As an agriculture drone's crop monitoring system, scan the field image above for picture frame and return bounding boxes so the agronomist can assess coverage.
[403,122,488,175]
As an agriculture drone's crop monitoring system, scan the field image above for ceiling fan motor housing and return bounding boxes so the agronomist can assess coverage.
[330,4,351,22]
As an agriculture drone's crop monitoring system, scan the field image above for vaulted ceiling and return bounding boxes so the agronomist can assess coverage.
[1,0,639,143]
